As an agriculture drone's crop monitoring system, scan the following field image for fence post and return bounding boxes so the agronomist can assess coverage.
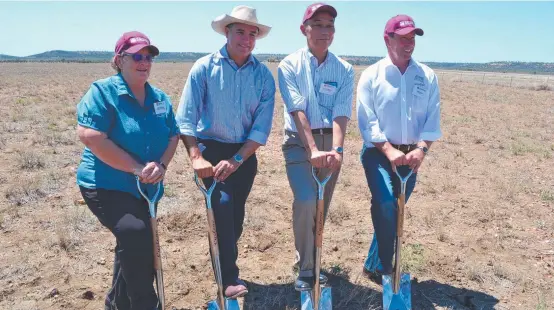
[547,76,550,84]
[510,77,513,87]
[482,73,485,84]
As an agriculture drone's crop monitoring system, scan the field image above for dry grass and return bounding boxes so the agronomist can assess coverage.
[0,62,553,309]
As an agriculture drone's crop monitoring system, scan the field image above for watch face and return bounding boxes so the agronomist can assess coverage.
[335,146,343,153]
[234,154,243,161]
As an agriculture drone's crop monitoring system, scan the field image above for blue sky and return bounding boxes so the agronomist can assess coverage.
[1,1,552,63]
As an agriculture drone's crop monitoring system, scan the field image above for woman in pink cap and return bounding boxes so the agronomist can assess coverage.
[76,31,179,310]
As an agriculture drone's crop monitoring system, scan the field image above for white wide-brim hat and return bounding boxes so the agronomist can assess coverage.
[211,5,271,39]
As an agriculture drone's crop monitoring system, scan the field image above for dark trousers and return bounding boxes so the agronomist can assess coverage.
[198,139,257,286]
[80,187,158,310]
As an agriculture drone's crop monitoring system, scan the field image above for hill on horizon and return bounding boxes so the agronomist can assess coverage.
[1,50,553,75]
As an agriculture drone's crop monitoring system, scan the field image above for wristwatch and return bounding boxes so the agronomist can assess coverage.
[333,146,344,154]
[417,146,428,155]
[233,153,244,165]
[159,162,167,170]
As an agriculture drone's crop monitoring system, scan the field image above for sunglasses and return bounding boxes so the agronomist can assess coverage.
[121,53,154,63]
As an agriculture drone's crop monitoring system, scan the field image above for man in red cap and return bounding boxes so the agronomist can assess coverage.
[278,2,354,291]
[356,15,442,284]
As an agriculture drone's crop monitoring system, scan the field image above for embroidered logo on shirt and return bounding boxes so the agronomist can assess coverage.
[414,75,424,83]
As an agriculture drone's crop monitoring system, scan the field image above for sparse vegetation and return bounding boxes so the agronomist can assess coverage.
[0,62,552,309]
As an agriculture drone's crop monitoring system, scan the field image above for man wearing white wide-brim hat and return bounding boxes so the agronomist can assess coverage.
[176,5,276,299]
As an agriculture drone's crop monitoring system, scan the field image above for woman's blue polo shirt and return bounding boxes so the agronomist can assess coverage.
[76,73,179,201]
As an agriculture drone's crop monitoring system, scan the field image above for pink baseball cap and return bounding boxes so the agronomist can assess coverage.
[114,31,159,56]
[384,15,424,36]
[302,2,337,24]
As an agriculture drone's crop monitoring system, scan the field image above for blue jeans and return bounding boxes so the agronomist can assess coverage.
[360,146,417,274]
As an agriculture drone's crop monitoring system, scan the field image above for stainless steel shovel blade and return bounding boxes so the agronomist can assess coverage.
[383,273,411,310]
[300,287,332,310]
[207,298,241,310]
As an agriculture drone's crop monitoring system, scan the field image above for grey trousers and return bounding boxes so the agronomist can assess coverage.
[282,130,341,278]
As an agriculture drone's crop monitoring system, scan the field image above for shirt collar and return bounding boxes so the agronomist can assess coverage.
[215,44,256,67]
[113,73,162,104]
[384,55,417,73]
[305,47,330,67]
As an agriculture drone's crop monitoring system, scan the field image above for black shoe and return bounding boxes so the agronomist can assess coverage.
[362,267,385,285]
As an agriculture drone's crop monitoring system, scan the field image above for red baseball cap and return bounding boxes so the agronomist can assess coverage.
[114,31,159,56]
[384,15,424,36]
[302,2,337,24]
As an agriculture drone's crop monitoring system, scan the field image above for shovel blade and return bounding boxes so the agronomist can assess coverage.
[207,298,241,310]
[300,287,332,310]
[382,273,411,310]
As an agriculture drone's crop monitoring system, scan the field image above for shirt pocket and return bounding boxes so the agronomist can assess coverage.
[317,92,335,112]
[412,91,429,116]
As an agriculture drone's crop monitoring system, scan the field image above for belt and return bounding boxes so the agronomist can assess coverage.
[311,128,333,135]
[391,143,417,154]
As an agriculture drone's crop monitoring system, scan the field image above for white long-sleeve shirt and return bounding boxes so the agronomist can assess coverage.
[278,47,354,132]
[356,56,442,147]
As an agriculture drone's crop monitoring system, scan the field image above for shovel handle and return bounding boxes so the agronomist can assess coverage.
[136,178,165,309]
[194,173,226,310]
[392,168,413,294]
[136,177,162,218]
[152,221,165,309]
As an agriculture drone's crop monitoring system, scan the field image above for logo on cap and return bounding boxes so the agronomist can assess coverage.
[129,37,149,44]
[399,20,414,27]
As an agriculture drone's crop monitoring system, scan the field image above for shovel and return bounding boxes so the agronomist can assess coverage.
[194,174,241,310]
[382,168,414,310]
[136,178,165,310]
[301,166,333,310]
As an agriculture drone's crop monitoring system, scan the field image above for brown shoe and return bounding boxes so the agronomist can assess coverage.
[224,279,248,299]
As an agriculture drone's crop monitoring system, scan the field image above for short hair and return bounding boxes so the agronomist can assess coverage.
[110,55,121,73]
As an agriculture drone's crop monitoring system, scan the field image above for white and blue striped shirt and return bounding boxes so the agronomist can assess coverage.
[176,45,276,145]
[278,47,354,132]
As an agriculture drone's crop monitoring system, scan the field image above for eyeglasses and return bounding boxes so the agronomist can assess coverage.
[121,53,154,63]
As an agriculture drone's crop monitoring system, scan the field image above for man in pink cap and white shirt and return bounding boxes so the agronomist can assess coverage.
[356,15,442,284]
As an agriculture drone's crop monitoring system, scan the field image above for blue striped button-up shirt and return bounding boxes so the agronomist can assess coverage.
[176,45,276,145]
[278,47,354,132]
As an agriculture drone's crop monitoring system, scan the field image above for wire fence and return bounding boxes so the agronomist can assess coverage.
[435,70,553,89]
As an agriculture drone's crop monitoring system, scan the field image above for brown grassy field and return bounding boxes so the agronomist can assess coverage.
[0,62,552,310]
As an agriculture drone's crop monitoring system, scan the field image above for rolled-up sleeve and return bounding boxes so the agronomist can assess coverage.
[247,67,276,145]
[419,74,442,141]
[356,70,387,145]
[175,61,205,137]
[332,65,354,120]
[77,84,114,133]
[278,60,307,113]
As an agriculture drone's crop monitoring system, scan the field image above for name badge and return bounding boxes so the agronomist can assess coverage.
[412,85,426,97]
[153,101,167,115]
[319,82,337,95]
